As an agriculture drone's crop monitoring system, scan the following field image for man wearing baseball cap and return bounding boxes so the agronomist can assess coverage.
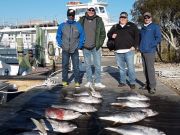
[107,11,139,89]
[56,9,85,88]
[139,12,161,94]
[78,7,106,88]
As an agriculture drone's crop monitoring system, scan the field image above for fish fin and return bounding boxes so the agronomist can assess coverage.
[86,112,90,116]
[113,121,118,125]
[30,118,47,135]
[89,84,95,92]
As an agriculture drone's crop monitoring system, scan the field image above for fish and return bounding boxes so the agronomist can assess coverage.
[111,100,150,108]
[105,125,166,135]
[45,107,82,120]
[73,91,90,97]
[65,96,102,104]
[26,107,82,121]
[99,111,148,124]
[32,118,77,133]
[52,103,97,113]
[117,93,150,101]
[73,90,102,98]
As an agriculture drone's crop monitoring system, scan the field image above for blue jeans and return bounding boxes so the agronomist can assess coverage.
[115,51,136,84]
[62,49,79,83]
[83,48,101,83]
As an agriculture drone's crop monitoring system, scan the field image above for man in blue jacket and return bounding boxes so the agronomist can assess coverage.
[139,12,161,94]
[56,9,85,88]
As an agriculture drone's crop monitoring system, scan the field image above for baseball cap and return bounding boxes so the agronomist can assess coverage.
[88,7,95,11]
[120,12,128,18]
[67,9,75,17]
[143,12,152,17]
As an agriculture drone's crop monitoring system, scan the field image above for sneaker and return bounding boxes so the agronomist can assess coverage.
[130,84,136,89]
[75,83,80,88]
[62,81,68,87]
[84,82,92,88]
[149,89,156,94]
[118,83,126,87]
[94,83,106,88]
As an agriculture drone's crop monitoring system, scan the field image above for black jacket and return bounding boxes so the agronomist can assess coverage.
[107,22,139,50]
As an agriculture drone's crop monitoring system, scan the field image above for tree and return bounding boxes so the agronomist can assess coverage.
[131,0,180,52]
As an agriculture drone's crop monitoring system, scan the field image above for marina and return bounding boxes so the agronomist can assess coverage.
[0,0,179,135]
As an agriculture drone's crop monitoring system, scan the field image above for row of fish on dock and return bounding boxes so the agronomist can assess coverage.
[17,84,166,135]
[16,85,101,135]
[99,91,166,135]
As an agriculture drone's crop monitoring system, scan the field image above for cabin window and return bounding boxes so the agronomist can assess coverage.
[99,7,105,13]
[75,8,87,15]
[95,7,99,13]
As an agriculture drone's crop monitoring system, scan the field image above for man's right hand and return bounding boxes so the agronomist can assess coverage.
[112,34,117,39]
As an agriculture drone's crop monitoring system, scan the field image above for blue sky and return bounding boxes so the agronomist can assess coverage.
[0,0,135,25]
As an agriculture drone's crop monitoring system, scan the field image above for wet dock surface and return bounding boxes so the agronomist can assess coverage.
[0,57,180,135]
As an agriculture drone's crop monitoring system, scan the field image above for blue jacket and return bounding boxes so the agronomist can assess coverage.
[56,20,85,53]
[139,23,161,53]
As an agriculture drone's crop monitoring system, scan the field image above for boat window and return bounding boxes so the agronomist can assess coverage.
[95,7,99,13]
[75,8,87,15]
[99,7,105,13]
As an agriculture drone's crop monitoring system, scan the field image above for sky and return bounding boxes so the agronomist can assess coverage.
[0,0,135,25]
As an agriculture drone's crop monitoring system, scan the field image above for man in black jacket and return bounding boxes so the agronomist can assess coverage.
[107,12,139,89]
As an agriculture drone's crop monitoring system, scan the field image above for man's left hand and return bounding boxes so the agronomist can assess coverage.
[130,46,135,51]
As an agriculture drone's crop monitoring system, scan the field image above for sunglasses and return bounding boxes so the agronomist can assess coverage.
[88,9,95,12]
[120,16,127,19]
[144,16,151,19]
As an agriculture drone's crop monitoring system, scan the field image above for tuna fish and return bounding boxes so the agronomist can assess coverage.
[73,90,102,99]
[65,96,102,104]
[111,100,150,108]
[117,94,150,101]
[32,118,77,133]
[99,111,148,124]
[73,91,90,97]
[117,93,150,101]
[26,107,82,121]
[105,125,166,135]
[52,103,97,113]
[45,107,82,120]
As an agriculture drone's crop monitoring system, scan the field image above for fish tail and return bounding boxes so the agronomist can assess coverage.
[64,96,73,101]
[31,118,47,135]
[89,84,95,92]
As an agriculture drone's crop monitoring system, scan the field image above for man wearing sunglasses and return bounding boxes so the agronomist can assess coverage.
[56,9,85,88]
[139,12,161,94]
[107,12,139,90]
[78,7,106,88]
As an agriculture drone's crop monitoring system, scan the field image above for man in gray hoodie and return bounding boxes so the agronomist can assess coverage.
[56,9,85,88]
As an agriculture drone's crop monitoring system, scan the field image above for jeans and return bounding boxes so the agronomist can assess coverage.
[83,48,101,83]
[62,49,79,83]
[115,51,136,84]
